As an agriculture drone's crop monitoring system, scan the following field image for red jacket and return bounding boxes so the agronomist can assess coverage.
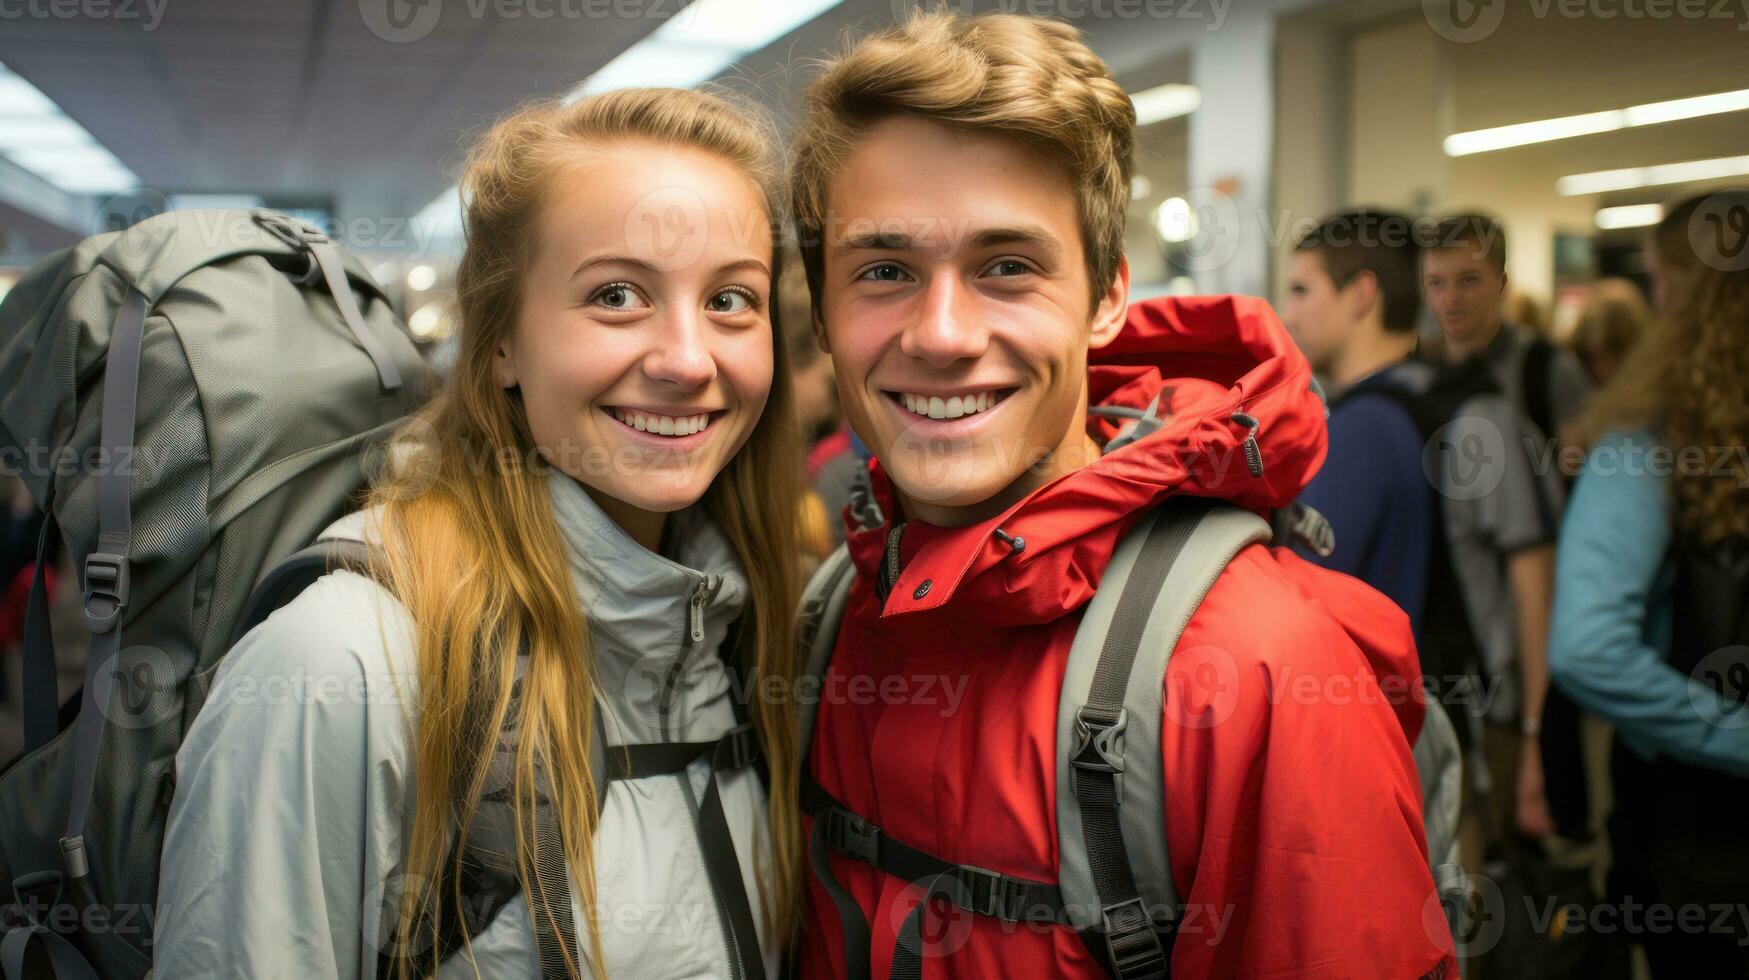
[800,295,1457,978]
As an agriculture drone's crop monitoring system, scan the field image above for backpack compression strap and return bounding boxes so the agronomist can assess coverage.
[1055,499,1271,979]
[797,500,1270,980]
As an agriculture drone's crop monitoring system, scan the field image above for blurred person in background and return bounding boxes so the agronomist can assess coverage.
[1570,277,1653,387]
[1506,289,1553,341]
[1422,216,1571,846]
[1550,189,1749,977]
[1283,210,1433,636]
[780,255,859,556]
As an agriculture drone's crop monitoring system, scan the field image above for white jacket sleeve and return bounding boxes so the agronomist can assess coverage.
[154,570,415,980]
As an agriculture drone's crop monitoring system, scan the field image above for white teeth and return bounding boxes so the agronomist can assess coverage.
[895,390,1004,420]
[611,408,712,437]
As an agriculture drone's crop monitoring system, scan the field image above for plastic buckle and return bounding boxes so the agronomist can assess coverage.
[11,870,64,926]
[251,211,322,285]
[1100,897,1168,979]
[1070,706,1128,802]
[958,864,1025,921]
[722,723,758,770]
[823,808,881,866]
[82,552,129,634]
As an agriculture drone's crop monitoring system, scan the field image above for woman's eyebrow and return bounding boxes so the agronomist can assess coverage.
[570,253,658,280]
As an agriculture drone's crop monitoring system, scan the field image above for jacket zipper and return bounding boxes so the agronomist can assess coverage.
[662,575,745,980]
[875,521,908,607]
[658,577,715,741]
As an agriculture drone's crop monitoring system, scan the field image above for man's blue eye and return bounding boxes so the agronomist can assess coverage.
[862,264,906,282]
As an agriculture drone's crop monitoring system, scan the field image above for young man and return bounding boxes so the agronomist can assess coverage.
[1422,216,1572,842]
[1283,211,1433,634]
[788,12,1456,978]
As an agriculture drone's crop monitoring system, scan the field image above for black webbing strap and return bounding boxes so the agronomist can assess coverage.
[694,728,767,980]
[803,773,1067,978]
[1069,504,1210,980]
[19,514,58,752]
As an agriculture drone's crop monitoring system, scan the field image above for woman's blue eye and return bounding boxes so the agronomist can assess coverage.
[708,289,752,313]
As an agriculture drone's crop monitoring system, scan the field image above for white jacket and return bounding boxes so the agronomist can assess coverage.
[154,472,779,979]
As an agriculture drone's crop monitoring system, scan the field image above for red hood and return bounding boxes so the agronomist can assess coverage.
[846,294,1329,630]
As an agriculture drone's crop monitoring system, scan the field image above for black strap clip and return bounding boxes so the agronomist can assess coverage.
[822,807,882,866]
[82,552,130,634]
[720,723,759,771]
[958,864,1028,922]
[1071,705,1129,802]
[1100,896,1169,979]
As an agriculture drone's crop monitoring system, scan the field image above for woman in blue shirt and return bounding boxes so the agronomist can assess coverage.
[1550,189,1749,978]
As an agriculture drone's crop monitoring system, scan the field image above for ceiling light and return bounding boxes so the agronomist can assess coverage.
[1131,84,1201,126]
[1558,154,1749,196]
[1595,204,1663,230]
[1445,86,1749,157]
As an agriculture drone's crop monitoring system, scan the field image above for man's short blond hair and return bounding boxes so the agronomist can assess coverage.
[790,10,1136,312]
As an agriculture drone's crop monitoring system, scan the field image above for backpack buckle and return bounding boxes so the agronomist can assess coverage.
[721,723,758,771]
[957,864,1027,922]
[82,552,129,634]
[1099,896,1168,979]
[822,807,881,866]
[1071,706,1128,803]
[10,870,64,926]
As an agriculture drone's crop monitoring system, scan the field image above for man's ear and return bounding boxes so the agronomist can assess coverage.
[1348,269,1382,323]
[811,304,831,355]
[1089,253,1131,350]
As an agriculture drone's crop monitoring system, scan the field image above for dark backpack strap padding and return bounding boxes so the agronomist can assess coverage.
[1520,336,1557,447]
[232,538,377,646]
[19,513,59,752]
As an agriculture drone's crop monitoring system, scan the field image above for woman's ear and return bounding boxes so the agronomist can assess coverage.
[493,339,519,389]
[1089,253,1132,350]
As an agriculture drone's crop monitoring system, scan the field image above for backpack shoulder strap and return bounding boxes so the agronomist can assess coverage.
[796,543,856,760]
[1056,498,1270,978]
[1520,336,1557,441]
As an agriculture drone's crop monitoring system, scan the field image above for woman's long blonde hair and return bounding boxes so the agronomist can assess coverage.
[1577,189,1749,546]
[370,87,805,977]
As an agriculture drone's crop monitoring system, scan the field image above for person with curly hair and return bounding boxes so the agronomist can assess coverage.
[1549,188,1749,976]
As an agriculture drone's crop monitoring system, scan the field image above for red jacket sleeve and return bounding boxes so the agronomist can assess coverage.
[1160,546,1457,979]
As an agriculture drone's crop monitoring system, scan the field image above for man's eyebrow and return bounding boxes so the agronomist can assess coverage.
[969,225,1062,259]
[831,225,1065,260]
[833,232,914,258]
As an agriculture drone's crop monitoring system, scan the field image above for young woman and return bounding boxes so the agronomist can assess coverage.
[1549,189,1749,975]
[155,88,804,979]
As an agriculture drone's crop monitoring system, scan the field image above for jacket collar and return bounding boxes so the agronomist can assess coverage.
[545,471,748,657]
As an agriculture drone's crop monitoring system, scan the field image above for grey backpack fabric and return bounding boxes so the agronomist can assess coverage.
[0,209,433,979]
[796,498,1467,979]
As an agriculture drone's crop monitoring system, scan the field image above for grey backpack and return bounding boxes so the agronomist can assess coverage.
[0,209,432,979]
[795,498,1468,979]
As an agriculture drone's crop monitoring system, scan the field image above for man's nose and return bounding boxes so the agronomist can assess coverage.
[899,274,989,368]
